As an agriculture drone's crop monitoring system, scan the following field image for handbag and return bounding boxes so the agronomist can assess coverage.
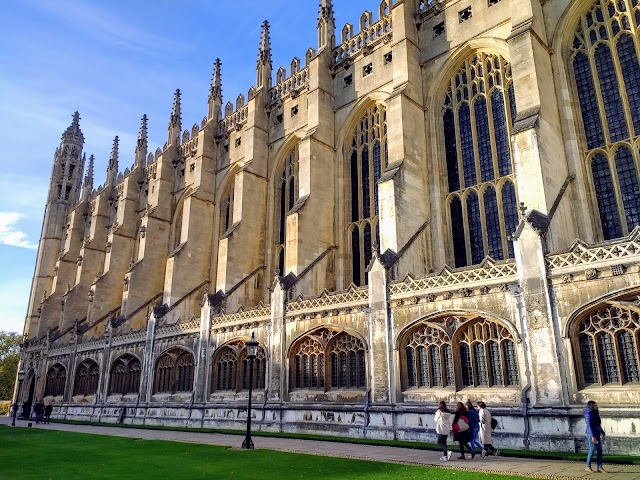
[453,415,469,433]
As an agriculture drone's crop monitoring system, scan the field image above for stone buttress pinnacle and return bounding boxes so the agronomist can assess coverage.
[318,0,335,27]
[62,111,84,146]
[82,154,94,201]
[168,89,182,144]
[107,136,119,186]
[210,59,222,101]
[258,20,272,67]
[135,114,148,168]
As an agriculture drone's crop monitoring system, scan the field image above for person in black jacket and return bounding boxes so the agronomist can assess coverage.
[452,401,474,460]
[44,404,53,424]
[584,400,607,473]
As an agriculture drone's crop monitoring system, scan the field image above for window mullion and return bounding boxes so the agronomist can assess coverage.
[453,80,465,192]
[469,95,482,187]
[610,153,630,235]
[486,90,499,181]
[462,194,472,265]
[478,188,489,258]
[588,47,614,145]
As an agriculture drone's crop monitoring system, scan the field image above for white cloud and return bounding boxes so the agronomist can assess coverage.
[0,213,38,249]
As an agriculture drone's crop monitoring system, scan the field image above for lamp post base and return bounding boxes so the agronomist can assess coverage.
[242,437,254,449]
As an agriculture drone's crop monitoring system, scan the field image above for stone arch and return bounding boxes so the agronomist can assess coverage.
[153,347,195,394]
[72,358,100,397]
[44,363,67,397]
[210,337,267,393]
[108,353,142,396]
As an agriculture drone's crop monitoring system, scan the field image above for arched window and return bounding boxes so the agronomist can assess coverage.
[73,359,100,396]
[274,147,299,275]
[211,340,267,393]
[443,53,519,267]
[220,184,235,235]
[573,303,640,388]
[153,348,195,394]
[400,315,519,391]
[290,328,367,390]
[570,0,640,239]
[44,364,67,397]
[108,354,141,396]
[171,201,184,252]
[349,104,387,286]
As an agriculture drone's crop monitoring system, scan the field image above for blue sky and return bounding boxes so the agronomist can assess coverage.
[0,0,373,333]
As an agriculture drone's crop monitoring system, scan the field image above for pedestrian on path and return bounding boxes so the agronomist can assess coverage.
[466,400,483,454]
[434,401,453,461]
[452,402,474,460]
[44,404,53,424]
[33,401,44,424]
[477,401,499,457]
[584,400,607,473]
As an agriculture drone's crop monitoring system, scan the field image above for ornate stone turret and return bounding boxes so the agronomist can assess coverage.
[106,136,119,187]
[168,89,182,146]
[317,0,335,50]
[256,21,272,90]
[134,114,148,169]
[208,59,222,122]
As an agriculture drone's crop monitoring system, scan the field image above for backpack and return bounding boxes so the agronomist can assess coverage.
[490,417,498,430]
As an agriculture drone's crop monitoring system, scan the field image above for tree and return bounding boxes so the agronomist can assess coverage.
[0,331,21,400]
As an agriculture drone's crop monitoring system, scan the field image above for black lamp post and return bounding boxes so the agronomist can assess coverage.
[11,369,25,426]
[242,333,259,450]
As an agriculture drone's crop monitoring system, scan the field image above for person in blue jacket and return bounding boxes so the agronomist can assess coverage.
[584,400,607,473]
[465,400,483,454]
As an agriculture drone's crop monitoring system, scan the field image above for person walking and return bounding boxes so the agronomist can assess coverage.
[434,401,453,461]
[584,400,607,473]
[477,401,499,457]
[452,401,474,459]
[466,400,483,454]
[44,404,53,424]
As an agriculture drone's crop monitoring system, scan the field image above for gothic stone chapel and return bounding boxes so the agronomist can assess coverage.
[17,0,640,454]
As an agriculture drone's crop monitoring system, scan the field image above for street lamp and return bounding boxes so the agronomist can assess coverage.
[11,369,25,426]
[242,333,259,450]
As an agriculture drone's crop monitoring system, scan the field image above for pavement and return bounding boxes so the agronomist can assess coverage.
[2,416,640,479]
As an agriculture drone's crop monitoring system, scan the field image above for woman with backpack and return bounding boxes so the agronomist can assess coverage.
[434,401,453,461]
[477,401,499,457]
[452,401,474,459]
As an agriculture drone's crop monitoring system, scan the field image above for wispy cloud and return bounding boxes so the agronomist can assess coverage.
[0,213,38,249]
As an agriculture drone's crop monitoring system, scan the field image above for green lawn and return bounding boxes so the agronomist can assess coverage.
[0,426,526,480]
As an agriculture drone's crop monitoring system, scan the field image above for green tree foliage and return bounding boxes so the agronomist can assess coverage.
[0,331,21,400]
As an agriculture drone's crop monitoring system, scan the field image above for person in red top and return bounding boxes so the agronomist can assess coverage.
[452,401,474,459]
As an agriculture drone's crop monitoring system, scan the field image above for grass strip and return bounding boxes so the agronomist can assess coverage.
[0,426,527,480]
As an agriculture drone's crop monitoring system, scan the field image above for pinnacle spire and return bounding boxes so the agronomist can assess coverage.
[210,59,222,101]
[258,20,272,67]
[318,0,335,49]
[82,154,94,201]
[318,0,335,27]
[135,114,148,168]
[168,89,182,144]
[62,111,84,145]
[106,136,119,186]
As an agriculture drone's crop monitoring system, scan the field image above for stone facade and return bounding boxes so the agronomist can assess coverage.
[16,0,640,454]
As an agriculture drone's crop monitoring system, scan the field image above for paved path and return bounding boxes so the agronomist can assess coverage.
[3,417,640,479]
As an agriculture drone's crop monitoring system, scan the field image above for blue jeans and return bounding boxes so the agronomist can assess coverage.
[586,434,603,468]
[469,427,483,453]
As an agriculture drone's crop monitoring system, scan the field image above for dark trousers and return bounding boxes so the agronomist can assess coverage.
[484,443,497,454]
[437,434,449,455]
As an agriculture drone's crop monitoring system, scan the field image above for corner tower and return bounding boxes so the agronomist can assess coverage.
[25,112,85,338]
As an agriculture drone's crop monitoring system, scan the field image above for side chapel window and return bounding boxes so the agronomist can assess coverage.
[108,354,142,395]
[153,348,195,394]
[211,339,266,393]
[401,316,519,391]
[443,53,519,267]
[291,328,366,390]
[574,303,640,387]
[570,0,640,240]
[73,359,100,396]
[44,364,67,397]
[349,104,387,285]
[275,147,299,275]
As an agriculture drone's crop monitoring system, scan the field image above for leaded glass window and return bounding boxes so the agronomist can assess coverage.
[73,360,99,397]
[220,184,234,235]
[574,302,640,387]
[443,53,519,267]
[290,328,366,391]
[109,354,141,396]
[275,147,298,275]
[401,316,518,392]
[45,364,66,397]
[571,0,640,239]
[349,105,387,286]
[212,340,266,393]
[153,348,195,394]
